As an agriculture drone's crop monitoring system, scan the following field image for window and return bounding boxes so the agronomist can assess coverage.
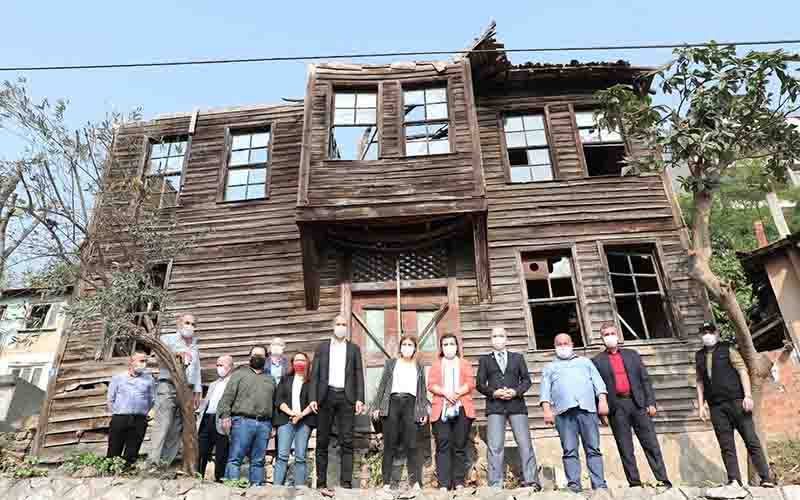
[404,87,449,156]
[330,91,378,160]
[575,111,626,177]
[10,364,45,387]
[522,252,584,349]
[146,137,187,207]
[225,129,271,201]
[504,114,553,183]
[606,246,672,340]
[112,262,169,357]
[24,304,51,330]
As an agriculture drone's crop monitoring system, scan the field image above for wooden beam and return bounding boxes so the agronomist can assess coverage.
[472,213,492,303]
[297,65,317,206]
[188,108,200,135]
[299,224,320,310]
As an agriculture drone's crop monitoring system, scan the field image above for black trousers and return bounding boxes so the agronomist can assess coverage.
[709,399,771,483]
[107,414,148,465]
[198,413,230,482]
[316,389,355,488]
[382,394,419,485]
[609,398,670,486]
[433,407,473,489]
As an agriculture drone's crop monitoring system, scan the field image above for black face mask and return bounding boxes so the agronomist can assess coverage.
[249,355,266,370]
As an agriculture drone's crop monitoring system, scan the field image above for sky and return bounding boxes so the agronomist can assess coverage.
[1,0,799,131]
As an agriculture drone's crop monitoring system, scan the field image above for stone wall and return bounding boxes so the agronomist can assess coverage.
[760,350,800,439]
[0,477,797,500]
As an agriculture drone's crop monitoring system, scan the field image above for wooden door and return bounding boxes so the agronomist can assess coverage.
[351,288,456,406]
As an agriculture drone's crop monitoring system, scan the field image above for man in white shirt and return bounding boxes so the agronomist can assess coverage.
[309,315,365,495]
[197,355,233,482]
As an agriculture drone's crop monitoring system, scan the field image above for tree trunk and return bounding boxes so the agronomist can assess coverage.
[687,187,773,483]
[135,333,198,475]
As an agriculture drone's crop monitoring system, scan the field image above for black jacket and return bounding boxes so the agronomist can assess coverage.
[592,348,656,412]
[309,340,365,405]
[370,358,430,422]
[476,351,532,415]
[695,344,745,405]
[273,374,317,428]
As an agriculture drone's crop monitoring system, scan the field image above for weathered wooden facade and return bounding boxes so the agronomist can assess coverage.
[36,24,711,464]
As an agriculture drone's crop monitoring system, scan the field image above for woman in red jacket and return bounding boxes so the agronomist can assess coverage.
[427,333,476,491]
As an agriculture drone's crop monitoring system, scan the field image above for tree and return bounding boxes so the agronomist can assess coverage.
[0,161,42,284]
[0,78,200,474]
[596,44,800,479]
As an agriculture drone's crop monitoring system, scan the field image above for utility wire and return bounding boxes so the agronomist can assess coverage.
[1,39,800,72]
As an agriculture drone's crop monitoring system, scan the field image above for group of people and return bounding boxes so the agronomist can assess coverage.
[105,313,776,493]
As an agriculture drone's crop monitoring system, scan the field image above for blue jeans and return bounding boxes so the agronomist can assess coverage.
[273,422,312,486]
[225,416,272,485]
[554,408,607,492]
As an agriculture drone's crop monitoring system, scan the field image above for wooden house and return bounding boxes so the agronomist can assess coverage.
[35,24,719,483]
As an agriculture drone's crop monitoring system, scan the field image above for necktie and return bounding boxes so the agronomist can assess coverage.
[498,352,506,373]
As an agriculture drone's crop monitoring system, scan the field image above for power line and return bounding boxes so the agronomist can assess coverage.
[1,39,800,72]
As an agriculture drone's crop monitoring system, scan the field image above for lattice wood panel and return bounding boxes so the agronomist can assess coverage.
[352,244,448,282]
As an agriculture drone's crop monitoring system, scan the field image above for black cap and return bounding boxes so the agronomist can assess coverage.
[699,321,717,333]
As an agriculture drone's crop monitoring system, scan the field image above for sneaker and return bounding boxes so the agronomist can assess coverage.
[412,483,421,490]
[439,487,448,492]
[383,485,392,492]
[321,488,335,497]
[455,485,464,491]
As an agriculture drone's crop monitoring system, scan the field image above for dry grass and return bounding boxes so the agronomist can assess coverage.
[768,439,800,485]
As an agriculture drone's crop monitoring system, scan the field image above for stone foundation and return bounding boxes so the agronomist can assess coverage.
[0,477,797,500]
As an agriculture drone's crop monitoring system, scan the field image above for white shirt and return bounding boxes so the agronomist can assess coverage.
[206,377,230,414]
[391,360,418,395]
[328,339,347,389]
[441,357,462,415]
[292,376,304,413]
[494,350,508,373]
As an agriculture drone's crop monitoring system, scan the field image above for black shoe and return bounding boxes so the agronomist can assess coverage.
[658,481,673,489]
[629,483,643,488]
[761,481,776,488]
[341,482,353,489]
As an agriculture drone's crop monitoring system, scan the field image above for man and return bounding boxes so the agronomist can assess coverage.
[218,346,276,485]
[592,323,671,488]
[266,337,289,385]
[696,322,774,487]
[147,314,202,468]
[107,351,155,466]
[476,327,541,490]
[197,355,233,482]
[540,333,609,493]
[309,314,365,495]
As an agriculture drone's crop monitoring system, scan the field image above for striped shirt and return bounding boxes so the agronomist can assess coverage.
[108,372,156,415]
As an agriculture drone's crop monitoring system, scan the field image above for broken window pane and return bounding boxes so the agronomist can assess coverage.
[585,144,626,176]
[611,274,636,293]
[642,296,671,339]
[162,174,181,207]
[331,90,378,160]
[636,276,660,292]
[505,113,552,183]
[331,126,379,160]
[527,277,550,300]
[405,123,449,156]
[607,253,629,273]
[508,150,529,167]
[531,302,584,350]
[631,254,656,274]
[404,104,425,123]
[616,296,645,340]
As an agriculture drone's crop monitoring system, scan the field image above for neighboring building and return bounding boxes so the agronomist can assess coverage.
[37,24,723,484]
[0,287,71,392]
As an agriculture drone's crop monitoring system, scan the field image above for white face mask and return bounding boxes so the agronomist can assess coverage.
[603,335,619,349]
[401,344,415,359]
[270,345,284,356]
[702,333,719,347]
[179,325,195,338]
[133,362,147,375]
[333,325,348,339]
[491,336,507,351]
[217,366,228,378]
[555,346,574,360]
[442,344,458,359]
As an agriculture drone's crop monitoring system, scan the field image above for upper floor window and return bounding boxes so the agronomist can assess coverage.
[605,245,672,340]
[147,137,187,207]
[404,87,449,156]
[575,111,625,177]
[504,114,553,183]
[521,251,584,350]
[330,91,378,160]
[224,129,271,201]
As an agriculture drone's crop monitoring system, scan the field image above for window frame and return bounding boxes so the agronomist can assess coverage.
[401,81,454,157]
[217,123,274,204]
[9,363,46,386]
[499,108,559,184]
[140,135,191,208]
[515,244,590,351]
[598,239,683,342]
[572,105,628,178]
[327,87,381,161]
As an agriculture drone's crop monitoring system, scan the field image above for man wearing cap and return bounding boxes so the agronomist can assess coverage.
[695,322,774,487]
[592,323,671,488]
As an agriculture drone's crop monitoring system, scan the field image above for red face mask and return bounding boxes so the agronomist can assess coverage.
[293,361,307,374]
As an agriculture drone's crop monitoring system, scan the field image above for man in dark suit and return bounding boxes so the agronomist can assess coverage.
[592,322,671,488]
[476,327,541,490]
[309,314,365,495]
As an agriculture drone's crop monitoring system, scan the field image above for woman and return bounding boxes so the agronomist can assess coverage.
[273,351,317,487]
[427,333,475,491]
[370,335,430,491]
